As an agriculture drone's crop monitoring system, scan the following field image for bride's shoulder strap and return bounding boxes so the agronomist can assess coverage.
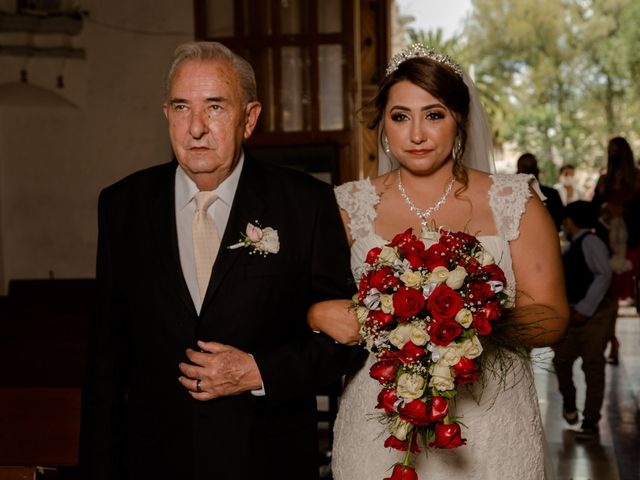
[334,178,380,241]
[488,173,536,241]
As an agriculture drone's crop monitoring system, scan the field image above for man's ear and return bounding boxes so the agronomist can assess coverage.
[243,101,262,139]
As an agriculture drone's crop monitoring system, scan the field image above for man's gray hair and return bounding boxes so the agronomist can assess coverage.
[164,41,258,103]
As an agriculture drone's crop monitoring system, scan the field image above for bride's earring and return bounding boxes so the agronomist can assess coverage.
[382,133,391,156]
[452,136,462,161]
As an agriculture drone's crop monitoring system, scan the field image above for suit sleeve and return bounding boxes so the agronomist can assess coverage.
[250,184,367,406]
[79,189,128,480]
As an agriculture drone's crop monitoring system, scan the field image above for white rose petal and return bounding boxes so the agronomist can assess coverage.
[389,323,413,349]
[380,294,395,314]
[446,266,467,290]
[429,364,455,391]
[461,335,483,359]
[455,308,474,328]
[437,343,463,366]
[257,227,280,254]
[397,372,427,400]
[409,320,430,346]
[420,229,441,249]
[476,249,494,266]
[428,266,449,284]
[379,246,399,265]
[389,416,412,441]
[400,270,423,288]
[356,306,369,324]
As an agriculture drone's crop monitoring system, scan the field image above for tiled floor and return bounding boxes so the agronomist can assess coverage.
[536,306,640,480]
[320,305,640,479]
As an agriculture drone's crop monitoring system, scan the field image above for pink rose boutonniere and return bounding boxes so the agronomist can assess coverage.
[228,222,279,256]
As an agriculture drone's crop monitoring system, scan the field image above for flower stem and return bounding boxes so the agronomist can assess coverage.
[403,429,414,466]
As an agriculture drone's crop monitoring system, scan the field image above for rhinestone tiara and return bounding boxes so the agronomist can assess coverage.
[385,43,464,78]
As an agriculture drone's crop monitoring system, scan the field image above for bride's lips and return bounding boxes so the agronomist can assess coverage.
[405,149,430,155]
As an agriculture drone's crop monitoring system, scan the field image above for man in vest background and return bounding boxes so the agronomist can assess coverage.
[552,201,617,439]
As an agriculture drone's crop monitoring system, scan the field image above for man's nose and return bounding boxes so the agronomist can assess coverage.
[189,110,210,138]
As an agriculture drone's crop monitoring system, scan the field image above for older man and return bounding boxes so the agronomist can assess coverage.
[79,41,364,480]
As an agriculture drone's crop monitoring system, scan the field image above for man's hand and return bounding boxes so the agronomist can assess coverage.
[569,308,589,327]
[178,341,263,400]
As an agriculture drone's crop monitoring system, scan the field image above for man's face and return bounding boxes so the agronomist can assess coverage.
[163,58,261,187]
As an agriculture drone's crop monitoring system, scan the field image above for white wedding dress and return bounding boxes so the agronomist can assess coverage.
[332,174,551,480]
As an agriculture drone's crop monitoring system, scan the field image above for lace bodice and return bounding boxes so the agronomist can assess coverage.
[331,174,551,480]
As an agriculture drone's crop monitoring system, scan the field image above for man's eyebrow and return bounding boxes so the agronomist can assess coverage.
[169,96,228,104]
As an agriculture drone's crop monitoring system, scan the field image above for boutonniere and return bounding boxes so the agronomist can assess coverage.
[228,222,280,256]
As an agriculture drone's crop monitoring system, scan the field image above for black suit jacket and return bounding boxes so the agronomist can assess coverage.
[79,155,365,480]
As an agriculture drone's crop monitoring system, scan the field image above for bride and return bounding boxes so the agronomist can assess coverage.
[308,45,568,479]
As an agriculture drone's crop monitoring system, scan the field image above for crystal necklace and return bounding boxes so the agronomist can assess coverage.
[397,170,455,227]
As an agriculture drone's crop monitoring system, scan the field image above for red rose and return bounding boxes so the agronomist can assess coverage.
[427,285,464,322]
[393,286,426,318]
[451,231,479,247]
[480,263,507,285]
[484,299,502,322]
[428,395,449,422]
[383,431,421,453]
[453,357,480,385]
[472,309,492,336]
[370,266,401,291]
[466,280,494,303]
[399,399,429,426]
[399,341,426,363]
[365,310,395,330]
[398,240,426,270]
[429,422,466,449]
[376,388,399,414]
[365,246,382,265]
[428,319,463,346]
[423,243,450,270]
[384,464,419,480]
[369,360,398,385]
[389,228,416,248]
[357,273,371,303]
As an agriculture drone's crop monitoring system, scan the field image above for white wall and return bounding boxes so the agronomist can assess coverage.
[0,0,194,293]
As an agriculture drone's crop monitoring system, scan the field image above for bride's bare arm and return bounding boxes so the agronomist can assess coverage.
[509,191,569,347]
[307,299,361,346]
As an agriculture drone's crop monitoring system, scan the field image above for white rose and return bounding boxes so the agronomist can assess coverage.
[355,306,369,324]
[409,320,429,346]
[455,308,473,328]
[429,364,455,391]
[389,323,413,349]
[379,246,399,265]
[397,372,427,400]
[380,294,395,314]
[428,266,449,284]
[446,266,467,290]
[437,343,463,366]
[475,249,494,266]
[256,227,280,254]
[460,335,483,359]
[389,416,412,441]
[400,270,423,288]
[420,228,441,249]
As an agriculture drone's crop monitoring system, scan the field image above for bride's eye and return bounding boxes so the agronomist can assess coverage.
[426,111,445,120]
[391,112,409,122]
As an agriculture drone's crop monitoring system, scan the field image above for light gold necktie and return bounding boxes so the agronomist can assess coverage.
[192,191,220,301]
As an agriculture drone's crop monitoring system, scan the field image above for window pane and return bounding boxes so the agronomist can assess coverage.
[280,46,309,132]
[318,0,342,33]
[247,48,275,132]
[280,0,308,34]
[205,0,234,37]
[318,44,344,131]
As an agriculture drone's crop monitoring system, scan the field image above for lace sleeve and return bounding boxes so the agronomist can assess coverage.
[488,173,535,242]
[334,179,380,241]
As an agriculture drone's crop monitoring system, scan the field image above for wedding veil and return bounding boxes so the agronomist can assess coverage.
[377,64,496,176]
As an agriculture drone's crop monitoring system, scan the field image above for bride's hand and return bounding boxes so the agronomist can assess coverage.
[307,299,362,346]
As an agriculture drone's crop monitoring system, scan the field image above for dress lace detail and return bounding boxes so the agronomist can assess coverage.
[335,179,380,241]
[332,177,549,480]
[488,173,534,242]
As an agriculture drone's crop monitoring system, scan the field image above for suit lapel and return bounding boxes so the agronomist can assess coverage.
[148,162,198,319]
[201,156,268,311]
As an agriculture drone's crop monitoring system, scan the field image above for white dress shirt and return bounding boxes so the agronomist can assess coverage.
[175,155,244,313]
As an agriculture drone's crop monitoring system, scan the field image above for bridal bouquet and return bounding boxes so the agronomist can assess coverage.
[355,227,509,480]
